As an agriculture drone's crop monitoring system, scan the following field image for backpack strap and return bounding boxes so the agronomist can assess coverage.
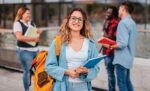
[29,35,61,86]
[32,51,48,66]
[31,35,61,68]
[55,35,61,60]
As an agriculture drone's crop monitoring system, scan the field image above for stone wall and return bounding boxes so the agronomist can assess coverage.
[0,27,150,58]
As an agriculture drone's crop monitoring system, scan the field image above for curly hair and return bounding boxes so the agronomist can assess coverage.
[59,8,92,43]
[107,6,118,18]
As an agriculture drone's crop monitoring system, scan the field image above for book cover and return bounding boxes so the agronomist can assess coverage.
[97,37,116,45]
[24,25,39,46]
[83,55,106,68]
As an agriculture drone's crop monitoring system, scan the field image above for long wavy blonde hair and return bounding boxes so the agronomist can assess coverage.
[15,7,30,21]
[59,8,92,44]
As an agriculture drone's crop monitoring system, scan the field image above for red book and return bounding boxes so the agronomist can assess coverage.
[97,37,116,45]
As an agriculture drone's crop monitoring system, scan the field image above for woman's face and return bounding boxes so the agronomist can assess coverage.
[68,11,84,32]
[22,10,31,21]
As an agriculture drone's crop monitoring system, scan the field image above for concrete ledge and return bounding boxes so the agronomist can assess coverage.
[0,46,48,69]
[92,58,150,91]
[0,47,21,69]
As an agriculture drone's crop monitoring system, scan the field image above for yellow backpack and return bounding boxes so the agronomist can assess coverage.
[31,35,61,91]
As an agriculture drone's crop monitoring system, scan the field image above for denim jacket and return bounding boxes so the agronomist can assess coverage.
[45,39,99,91]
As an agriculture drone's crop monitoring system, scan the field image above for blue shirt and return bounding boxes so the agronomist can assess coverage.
[113,16,137,69]
[45,39,99,91]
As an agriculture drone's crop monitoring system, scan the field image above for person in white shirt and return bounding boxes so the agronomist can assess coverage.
[45,8,99,91]
[13,7,42,91]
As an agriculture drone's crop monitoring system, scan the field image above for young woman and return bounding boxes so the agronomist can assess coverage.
[45,8,99,91]
[13,7,42,91]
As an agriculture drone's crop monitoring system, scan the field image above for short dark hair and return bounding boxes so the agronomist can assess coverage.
[107,6,118,18]
[121,2,134,14]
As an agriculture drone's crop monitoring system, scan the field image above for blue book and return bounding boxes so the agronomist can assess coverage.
[83,55,107,68]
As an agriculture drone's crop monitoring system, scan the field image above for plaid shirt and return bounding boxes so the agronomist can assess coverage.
[102,18,119,56]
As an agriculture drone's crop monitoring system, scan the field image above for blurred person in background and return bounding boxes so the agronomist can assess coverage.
[110,2,137,91]
[100,6,119,91]
[13,7,42,91]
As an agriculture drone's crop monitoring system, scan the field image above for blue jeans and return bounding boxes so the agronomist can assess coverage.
[115,64,134,91]
[68,82,89,91]
[17,49,38,91]
[104,55,116,91]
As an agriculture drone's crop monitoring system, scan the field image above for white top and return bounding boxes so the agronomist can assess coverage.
[13,20,38,51]
[66,38,89,83]
[13,20,31,32]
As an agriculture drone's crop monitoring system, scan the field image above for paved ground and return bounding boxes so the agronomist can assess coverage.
[0,67,33,91]
[0,67,105,91]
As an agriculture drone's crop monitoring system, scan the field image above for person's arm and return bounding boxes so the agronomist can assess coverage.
[14,31,40,42]
[64,68,79,79]
[45,40,66,81]
[111,22,129,49]
[101,43,110,49]
[37,28,44,34]
[13,22,40,42]
[75,66,89,75]
[110,44,118,49]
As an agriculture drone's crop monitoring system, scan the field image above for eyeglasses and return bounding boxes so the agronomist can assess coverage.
[70,16,84,23]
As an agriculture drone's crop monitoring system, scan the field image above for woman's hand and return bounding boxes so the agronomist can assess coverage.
[65,69,79,79]
[75,66,88,74]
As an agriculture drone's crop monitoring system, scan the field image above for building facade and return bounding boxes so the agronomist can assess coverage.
[0,0,149,29]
